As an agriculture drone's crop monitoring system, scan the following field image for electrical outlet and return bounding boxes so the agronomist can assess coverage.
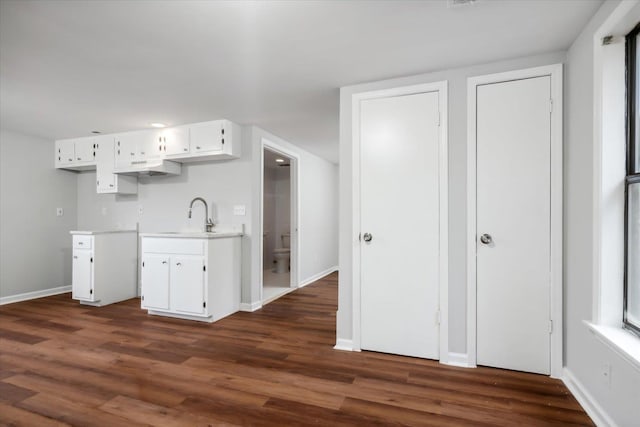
[138,205,144,216]
[601,363,611,387]
[56,208,63,217]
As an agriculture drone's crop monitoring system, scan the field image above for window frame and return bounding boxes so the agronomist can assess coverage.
[624,22,640,336]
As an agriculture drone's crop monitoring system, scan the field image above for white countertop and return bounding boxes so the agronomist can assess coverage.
[70,230,137,235]
[140,225,244,239]
[140,231,243,239]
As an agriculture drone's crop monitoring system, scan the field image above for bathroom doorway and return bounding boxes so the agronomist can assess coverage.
[261,141,299,305]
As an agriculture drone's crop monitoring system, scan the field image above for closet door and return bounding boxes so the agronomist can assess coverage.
[360,91,441,359]
[476,76,551,375]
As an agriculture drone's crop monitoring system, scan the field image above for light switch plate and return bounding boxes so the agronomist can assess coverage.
[233,205,246,216]
[56,208,63,216]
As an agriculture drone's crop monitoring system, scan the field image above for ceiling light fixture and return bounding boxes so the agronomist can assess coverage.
[275,158,285,163]
[150,122,166,128]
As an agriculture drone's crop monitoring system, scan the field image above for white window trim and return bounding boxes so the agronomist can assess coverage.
[591,0,640,367]
[466,64,564,378]
[350,80,450,363]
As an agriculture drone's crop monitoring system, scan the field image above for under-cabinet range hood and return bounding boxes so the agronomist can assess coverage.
[113,159,181,176]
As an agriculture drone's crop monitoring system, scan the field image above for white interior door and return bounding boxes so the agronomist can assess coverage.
[476,76,551,375]
[360,91,441,359]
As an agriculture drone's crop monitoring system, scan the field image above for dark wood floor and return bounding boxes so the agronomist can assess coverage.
[0,272,592,426]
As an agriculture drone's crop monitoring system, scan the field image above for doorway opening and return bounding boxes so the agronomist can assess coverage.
[261,144,298,305]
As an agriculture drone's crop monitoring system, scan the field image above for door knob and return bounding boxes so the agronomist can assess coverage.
[363,233,373,242]
[480,234,492,244]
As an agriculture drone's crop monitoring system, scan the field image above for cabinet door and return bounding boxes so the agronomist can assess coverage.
[95,136,116,192]
[138,131,162,161]
[141,256,170,310]
[170,257,205,315]
[72,250,93,301]
[56,140,75,166]
[74,138,95,163]
[163,126,190,156]
[190,121,223,154]
[114,133,139,168]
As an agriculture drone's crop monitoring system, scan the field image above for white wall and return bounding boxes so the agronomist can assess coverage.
[564,1,640,426]
[77,125,338,307]
[338,50,566,353]
[0,129,77,300]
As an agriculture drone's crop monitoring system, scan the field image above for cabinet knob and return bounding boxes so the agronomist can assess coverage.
[130,152,135,156]
[162,261,167,264]
[183,148,187,151]
[109,184,114,187]
[73,255,78,259]
[78,242,83,245]
[141,151,145,155]
[196,146,201,150]
[176,262,182,266]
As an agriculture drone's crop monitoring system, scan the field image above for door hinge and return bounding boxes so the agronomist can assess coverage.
[549,98,553,113]
[203,301,206,308]
[90,257,93,263]
[203,265,206,272]
[436,310,441,325]
[549,320,553,334]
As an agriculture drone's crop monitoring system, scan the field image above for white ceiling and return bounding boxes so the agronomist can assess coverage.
[0,0,602,163]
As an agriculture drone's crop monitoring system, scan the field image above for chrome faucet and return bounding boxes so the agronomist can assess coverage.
[188,197,214,232]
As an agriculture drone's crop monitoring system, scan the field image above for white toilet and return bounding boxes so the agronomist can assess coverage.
[273,232,290,274]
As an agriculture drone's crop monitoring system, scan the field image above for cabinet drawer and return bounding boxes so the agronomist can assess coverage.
[142,238,205,255]
[73,235,93,249]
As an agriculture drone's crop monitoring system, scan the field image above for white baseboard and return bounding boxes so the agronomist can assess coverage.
[239,301,262,312]
[562,368,617,427]
[0,285,71,305]
[441,352,475,368]
[299,266,338,288]
[334,338,354,351]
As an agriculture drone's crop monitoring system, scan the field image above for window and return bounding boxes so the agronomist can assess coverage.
[624,23,640,335]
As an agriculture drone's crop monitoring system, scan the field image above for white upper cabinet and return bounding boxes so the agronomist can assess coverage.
[95,134,137,194]
[55,139,75,167]
[56,119,241,177]
[190,120,223,154]
[162,126,190,156]
[174,120,241,162]
[115,130,163,168]
[55,137,96,170]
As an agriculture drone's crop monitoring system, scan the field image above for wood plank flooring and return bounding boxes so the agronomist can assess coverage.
[0,272,593,426]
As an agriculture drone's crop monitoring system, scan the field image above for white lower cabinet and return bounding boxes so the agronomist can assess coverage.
[140,255,170,310]
[70,231,137,306]
[72,249,93,300]
[140,235,241,322]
